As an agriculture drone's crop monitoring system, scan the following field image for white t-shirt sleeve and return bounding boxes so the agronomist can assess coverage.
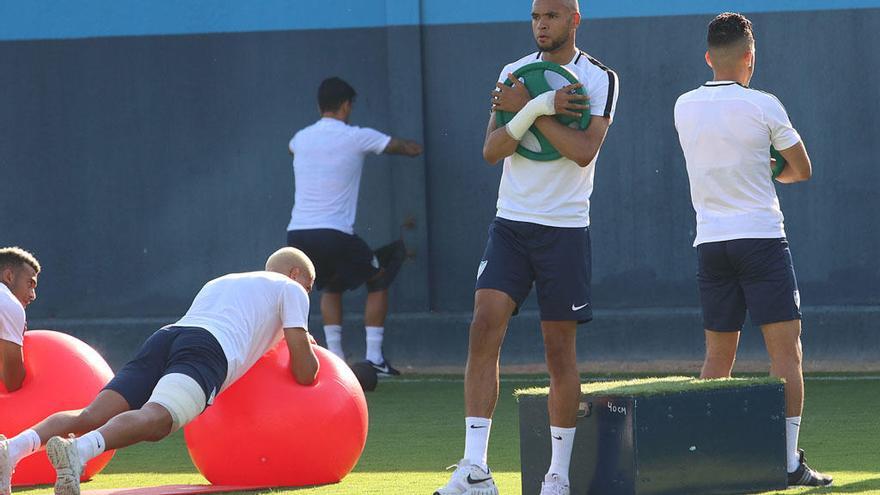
[496,64,513,84]
[354,127,392,155]
[280,282,310,331]
[764,95,801,151]
[0,303,25,346]
[588,68,620,121]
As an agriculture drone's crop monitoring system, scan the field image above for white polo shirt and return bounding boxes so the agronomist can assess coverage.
[495,50,619,228]
[173,271,310,389]
[287,118,392,235]
[0,283,26,346]
[674,81,802,247]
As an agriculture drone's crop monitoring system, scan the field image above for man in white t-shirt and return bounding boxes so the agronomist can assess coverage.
[0,247,40,393]
[286,77,422,377]
[674,12,831,488]
[0,248,319,495]
[435,1,618,494]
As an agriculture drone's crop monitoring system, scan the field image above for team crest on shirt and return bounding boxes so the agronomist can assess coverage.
[477,260,488,280]
[793,290,800,309]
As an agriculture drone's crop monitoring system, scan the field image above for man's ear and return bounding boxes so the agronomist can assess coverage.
[705,51,713,69]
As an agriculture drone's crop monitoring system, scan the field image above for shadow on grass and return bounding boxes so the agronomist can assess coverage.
[800,477,880,493]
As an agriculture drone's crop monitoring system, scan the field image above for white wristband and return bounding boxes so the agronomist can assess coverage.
[504,91,556,141]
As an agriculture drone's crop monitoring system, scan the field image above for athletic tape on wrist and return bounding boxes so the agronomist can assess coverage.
[505,91,556,141]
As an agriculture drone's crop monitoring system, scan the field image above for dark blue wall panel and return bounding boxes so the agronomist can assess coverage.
[1,7,877,364]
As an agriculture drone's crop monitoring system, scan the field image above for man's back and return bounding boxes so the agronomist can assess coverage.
[174,271,309,388]
[674,82,801,246]
[287,118,391,234]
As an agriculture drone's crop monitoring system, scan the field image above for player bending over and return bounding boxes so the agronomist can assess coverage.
[0,247,319,495]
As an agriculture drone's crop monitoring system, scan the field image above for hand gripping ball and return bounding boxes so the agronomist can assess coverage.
[184,343,369,487]
[0,330,116,486]
[495,61,591,161]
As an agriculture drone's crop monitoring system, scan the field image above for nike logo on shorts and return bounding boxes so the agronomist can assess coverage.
[572,303,589,311]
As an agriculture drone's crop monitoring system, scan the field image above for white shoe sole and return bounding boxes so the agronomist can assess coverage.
[46,437,81,495]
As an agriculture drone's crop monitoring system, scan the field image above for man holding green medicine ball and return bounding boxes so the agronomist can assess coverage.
[434,1,619,494]
[674,12,830,487]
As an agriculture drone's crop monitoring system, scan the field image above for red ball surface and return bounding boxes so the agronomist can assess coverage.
[184,343,369,487]
[0,330,116,486]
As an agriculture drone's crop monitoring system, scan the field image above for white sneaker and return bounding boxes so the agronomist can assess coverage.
[433,459,499,495]
[0,435,12,495]
[539,473,570,495]
[47,436,83,495]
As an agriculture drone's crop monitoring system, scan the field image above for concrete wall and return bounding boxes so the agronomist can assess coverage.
[1,5,877,367]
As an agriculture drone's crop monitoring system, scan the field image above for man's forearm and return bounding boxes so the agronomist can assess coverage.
[534,116,605,166]
[483,124,519,164]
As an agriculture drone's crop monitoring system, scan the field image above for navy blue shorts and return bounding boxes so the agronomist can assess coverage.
[697,238,801,331]
[287,229,380,293]
[476,217,592,323]
[104,326,228,409]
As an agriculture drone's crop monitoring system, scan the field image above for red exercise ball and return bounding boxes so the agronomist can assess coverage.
[184,343,369,487]
[0,330,116,486]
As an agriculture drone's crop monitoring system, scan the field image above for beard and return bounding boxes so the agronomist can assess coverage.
[536,31,570,53]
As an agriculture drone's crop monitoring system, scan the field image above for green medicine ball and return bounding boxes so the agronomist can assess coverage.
[495,61,591,162]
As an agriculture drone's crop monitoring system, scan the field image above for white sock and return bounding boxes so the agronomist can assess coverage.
[8,429,41,465]
[323,325,343,359]
[75,431,106,464]
[786,416,802,473]
[365,326,385,364]
[547,426,576,484]
[463,417,492,470]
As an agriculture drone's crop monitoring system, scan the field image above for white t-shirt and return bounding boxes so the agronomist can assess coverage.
[286,118,392,234]
[496,50,619,227]
[674,81,802,246]
[0,283,25,346]
[173,271,310,389]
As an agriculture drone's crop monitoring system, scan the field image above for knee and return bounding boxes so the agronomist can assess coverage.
[468,316,504,358]
[142,407,174,442]
[543,343,576,377]
[75,409,106,431]
[770,345,803,370]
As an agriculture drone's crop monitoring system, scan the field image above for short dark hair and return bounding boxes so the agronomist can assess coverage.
[318,77,356,113]
[707,12,754,49]
[0,247,40,273]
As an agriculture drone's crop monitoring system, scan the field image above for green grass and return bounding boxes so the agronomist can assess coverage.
[14,375,880,495]
[516,375,783,397]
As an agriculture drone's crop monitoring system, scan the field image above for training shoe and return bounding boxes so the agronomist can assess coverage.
[47,435,83,495]
[540,473,570,495]
[368,359,401,377]
[788,449,833,487]
[0,435,12,495]
[433,460,499,495]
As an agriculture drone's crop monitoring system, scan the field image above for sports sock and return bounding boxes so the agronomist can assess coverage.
[75,431,106,463]
[464,417,492,470]
[547,426,576,484]
[323,325,344,359]
[8,429,41,465]
[786,416,802,473]
[365,326,385,364]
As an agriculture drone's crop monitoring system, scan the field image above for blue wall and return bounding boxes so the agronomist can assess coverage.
[1,2,877,366]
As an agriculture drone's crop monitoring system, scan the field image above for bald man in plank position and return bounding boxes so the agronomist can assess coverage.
[0,247,319,495]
